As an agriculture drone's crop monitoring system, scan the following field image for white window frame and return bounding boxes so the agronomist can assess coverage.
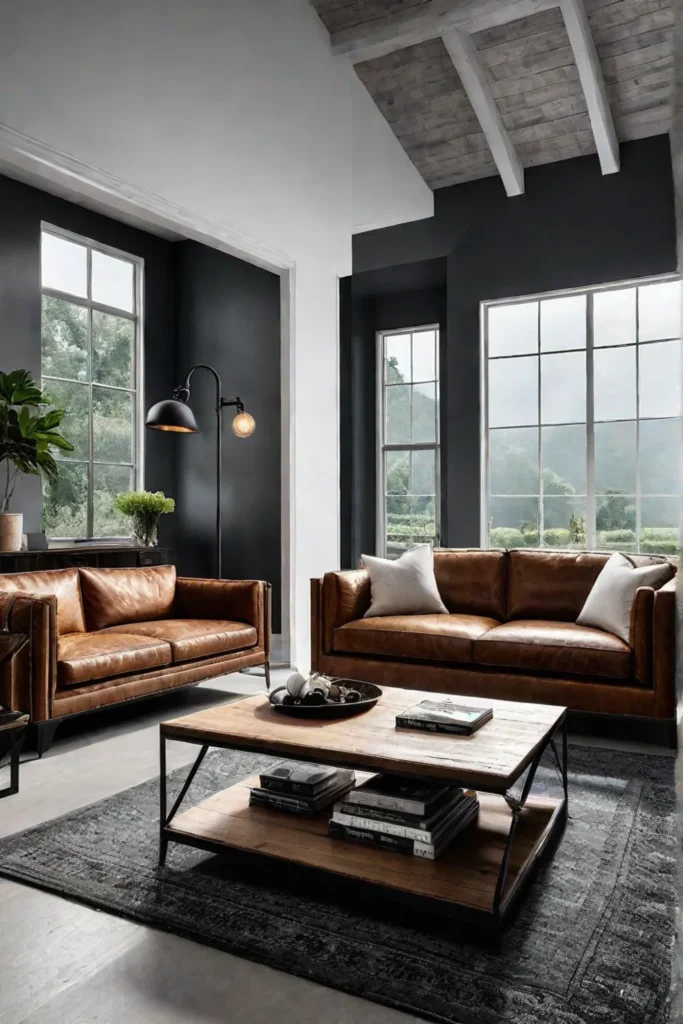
[376,324,441,557]
[40,223,145,540]
[480,272,681,552]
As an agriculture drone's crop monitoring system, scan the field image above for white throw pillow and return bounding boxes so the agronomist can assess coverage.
[361,544,448,618]
[577,552,672,642]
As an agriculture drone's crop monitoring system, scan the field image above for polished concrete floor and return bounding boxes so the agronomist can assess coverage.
[0,669,677,1024]
[0,668,425,1024]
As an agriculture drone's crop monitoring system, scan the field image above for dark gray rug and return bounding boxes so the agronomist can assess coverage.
[0,743,675,1024]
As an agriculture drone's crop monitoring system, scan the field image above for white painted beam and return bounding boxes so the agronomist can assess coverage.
[442,29,524,197]
[560,0,620,174]
[331,0,557,64]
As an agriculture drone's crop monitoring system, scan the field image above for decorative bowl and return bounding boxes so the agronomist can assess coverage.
[269,679,382,719]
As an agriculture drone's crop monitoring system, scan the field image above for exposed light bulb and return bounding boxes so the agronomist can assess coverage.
[232,410,256,438]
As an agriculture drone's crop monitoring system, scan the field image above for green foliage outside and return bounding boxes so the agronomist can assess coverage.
[41,294,136,538]
[115,490,175,547]
[0,369,73,513]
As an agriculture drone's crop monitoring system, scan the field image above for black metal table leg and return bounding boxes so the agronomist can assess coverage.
[159,736,210,867]
[493,715,568,916]
[0,728,25,799]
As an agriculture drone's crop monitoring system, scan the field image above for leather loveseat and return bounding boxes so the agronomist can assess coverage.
[0,564,270,752]
[311,549,676,728]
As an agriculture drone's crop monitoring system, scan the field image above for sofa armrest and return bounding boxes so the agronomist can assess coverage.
[629,586,655,686]
[0,593,57,722]
[652,577,677,718]
[174,578,270,654]
[321,570,371,654]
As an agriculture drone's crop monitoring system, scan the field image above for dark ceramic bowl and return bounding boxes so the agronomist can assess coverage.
[269,680,382,719]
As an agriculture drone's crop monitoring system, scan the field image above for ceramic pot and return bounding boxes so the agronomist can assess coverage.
[0,513,23,552]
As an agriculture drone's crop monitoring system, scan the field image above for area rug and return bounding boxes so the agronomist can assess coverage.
[0,743,675,1024]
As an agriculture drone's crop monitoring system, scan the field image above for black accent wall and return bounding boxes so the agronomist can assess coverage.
[346,136,677,562]
[0,175,282,629]
[174,241,281,629]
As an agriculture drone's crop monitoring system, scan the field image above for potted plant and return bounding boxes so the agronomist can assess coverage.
[114,490,175,547]
[0,369,73,552]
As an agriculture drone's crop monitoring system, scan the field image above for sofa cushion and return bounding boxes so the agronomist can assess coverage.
[79,565,177,631]
[334,614,500,664]
[0,568,86,635]
[474,620,632,679]
[434,549,507,621]
[505,550,672,623]
[101,618,258,662]
[58,632,172,687]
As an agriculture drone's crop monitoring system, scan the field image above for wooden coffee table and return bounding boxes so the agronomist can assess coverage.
[159,688,568,936]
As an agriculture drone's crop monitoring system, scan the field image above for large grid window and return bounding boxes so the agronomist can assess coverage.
[40,227,143,540]
[482,277,681,555]
[378,326,440,556]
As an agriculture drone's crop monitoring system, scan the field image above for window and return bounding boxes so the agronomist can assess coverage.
[40,227,143,539]
[482,277,681,555]
[378,326,440,556]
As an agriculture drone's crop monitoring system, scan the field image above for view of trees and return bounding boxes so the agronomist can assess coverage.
[41,276,136,539]
[383,333,439,556]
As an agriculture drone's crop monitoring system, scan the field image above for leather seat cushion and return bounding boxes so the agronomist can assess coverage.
[474,620,632,679]
[334,614,500,664]
[58,632,172,687]
[101,619,258,662]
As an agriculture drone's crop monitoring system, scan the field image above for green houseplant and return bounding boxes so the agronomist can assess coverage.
[114,490,175,547]
[0,369,73,552]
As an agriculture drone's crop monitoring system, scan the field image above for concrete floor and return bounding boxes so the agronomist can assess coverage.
[0,668,676,1024]
[0,668,425,1024]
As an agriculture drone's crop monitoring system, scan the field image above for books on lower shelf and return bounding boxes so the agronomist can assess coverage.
[395,700,493,736]
[330,774,480,860]
[249,761,355,816]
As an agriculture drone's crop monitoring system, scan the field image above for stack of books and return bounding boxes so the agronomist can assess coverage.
[249,760,355,816]
[395,700,493,735]
[329,775,479,860]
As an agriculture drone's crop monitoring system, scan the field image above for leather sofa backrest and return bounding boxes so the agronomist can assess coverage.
[506,550,675,621]
[79,564,177,631]
[507,551,610,621]
[433,549,507,621]
[0,567,86,635]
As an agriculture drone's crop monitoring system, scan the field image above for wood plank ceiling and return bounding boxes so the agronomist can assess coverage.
[312,0,673,193]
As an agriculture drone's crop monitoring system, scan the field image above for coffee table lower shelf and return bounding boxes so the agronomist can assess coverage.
[164,775,566,934]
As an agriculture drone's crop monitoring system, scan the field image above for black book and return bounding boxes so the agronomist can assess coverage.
[335,788,465,831]
[344,775,455,816]
[328,800,479,861]
[396,701,493,736]
[259,761,354,797]
[249,777,354,816]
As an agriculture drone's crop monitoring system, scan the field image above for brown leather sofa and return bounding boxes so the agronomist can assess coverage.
[0,564,270,751]
[311,549,677,728]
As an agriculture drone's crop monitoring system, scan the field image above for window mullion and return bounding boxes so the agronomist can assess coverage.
[586,292,596,550]
[635,289,642,552]
[87,298,94,540]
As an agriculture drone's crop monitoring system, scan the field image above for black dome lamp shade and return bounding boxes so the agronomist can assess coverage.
[145,397,199,433]
[144,363,255,580]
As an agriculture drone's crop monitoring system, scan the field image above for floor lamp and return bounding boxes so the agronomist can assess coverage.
[145,363,255,579]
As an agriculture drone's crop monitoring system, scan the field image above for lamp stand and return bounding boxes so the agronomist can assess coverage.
[173,364,243,580]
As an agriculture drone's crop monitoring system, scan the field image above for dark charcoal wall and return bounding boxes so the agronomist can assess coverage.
[0,172,177,543]
[174,241,281,629]
[349,135,677,552]
[341,259,446,567]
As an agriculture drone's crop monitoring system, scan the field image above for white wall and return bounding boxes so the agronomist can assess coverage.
[0,0,431,668]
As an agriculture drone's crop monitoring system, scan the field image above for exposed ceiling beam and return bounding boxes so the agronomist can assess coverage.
[442,29,524,197]
[331,0,557,64]
[560,0,620,174]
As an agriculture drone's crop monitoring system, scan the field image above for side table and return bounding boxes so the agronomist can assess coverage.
[0,712,28,798]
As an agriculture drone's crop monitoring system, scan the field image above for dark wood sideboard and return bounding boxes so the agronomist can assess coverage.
[0,545,172,574]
